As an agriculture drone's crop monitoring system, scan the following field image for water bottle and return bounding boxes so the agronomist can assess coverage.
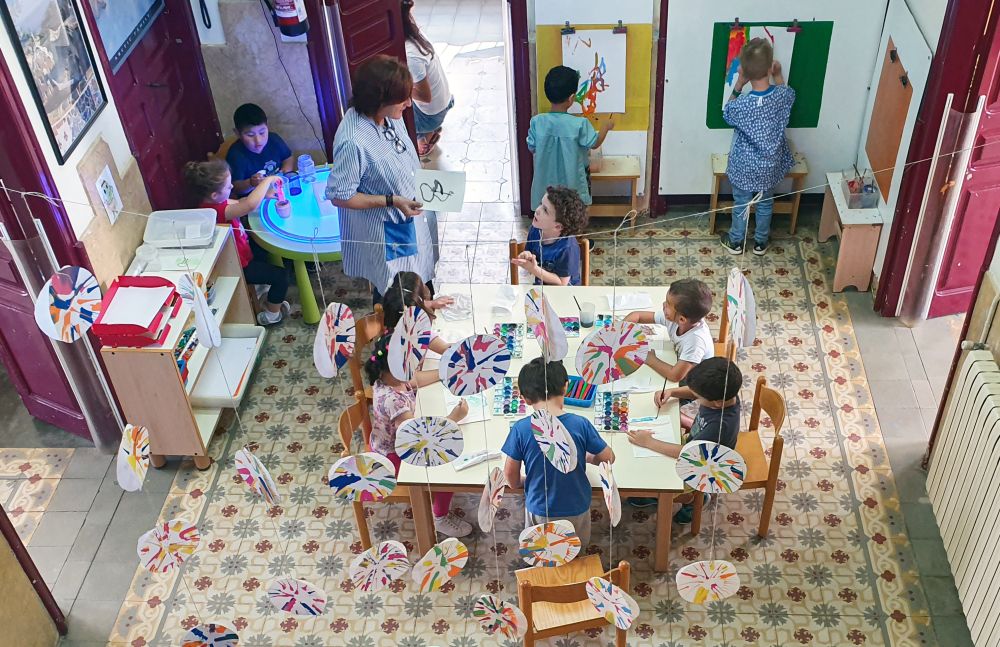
[297,154,316,183]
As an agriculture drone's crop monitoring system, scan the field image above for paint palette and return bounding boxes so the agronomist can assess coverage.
[595,392,630,432]
[492,323,525,358]
[527,317,581,339]
[596,314,615,328]
[492,377,527,417]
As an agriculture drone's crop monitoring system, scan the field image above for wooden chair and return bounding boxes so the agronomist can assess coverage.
[691,376,785,538]
[516,555,631,647]
[509,238,590,286]
[210,136,238,161]
[715,297,736,361]
[347,305,384,402]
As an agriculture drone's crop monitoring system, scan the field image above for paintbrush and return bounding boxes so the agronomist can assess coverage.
[655,375,668,419]
[573,295,582,311]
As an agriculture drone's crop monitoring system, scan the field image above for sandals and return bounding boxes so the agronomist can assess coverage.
[417,128,443,157]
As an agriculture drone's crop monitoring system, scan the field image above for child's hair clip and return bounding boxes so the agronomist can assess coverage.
[376,349,384,357]
[370,355,377,362]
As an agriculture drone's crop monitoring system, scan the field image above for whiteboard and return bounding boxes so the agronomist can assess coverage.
[562,30,628,114]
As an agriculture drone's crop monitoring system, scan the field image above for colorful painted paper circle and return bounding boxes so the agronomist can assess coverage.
[438,334,511,396]
[598,461,622,526]
[182,624,240,647]
[179,272,221,348]
[473,594,527,639]
[518,520,582,567]
[388,306,432,382]
[676,441,746,494]
[525,288,568,361]
[727,267,748,347]
[34,266,101,343]
[411,537,469,592]
[314,302,355,378]
[575,322,649,385]
[350,540,411,593]
[266,577,327,615]
[328,452,397,502]
[676,560,741,604]
[116,423,150,492]
[586,576,640,630]
[524,287,549,342]
[478,466,507,532]
[395,416,464,467]
[234,446,281,504]
[137,519,200,573]
[531,410,578,474]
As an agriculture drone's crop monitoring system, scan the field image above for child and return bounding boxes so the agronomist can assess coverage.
[502,358,615,547]
[183,159,290,325]
[527,65,614,210]
[365,335,472,538]
[625,279,714,382]
[381,271,454,354]
[626,357,743,523]
[511,186,589,286]
[719,39,795,256]
[226,103,294,198]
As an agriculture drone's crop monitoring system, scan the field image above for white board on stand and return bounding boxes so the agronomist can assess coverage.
[562,30,627,114]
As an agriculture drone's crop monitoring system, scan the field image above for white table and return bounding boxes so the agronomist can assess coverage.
[397,284,684,571]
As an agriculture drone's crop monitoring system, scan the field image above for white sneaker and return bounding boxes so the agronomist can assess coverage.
[434,511,472,538]
[257,308,284,326]
[279,301,290,318]
[254,284,270,300]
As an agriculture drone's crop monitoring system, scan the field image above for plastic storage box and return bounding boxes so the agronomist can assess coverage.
[144,208,216,248]
[565,375,598,408]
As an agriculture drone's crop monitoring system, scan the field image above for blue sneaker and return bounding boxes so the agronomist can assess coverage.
[673,503,694,524]
[628,497,658,508]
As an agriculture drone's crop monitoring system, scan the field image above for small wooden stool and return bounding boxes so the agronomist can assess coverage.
[709,152,809,234]
[819,172,883,292]
[589,155,640,229]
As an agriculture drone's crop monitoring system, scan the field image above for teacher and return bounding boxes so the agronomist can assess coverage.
[326,55,439,303]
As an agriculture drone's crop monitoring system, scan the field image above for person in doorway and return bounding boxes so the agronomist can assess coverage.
[402,0,454,157]
[226,103,294,198]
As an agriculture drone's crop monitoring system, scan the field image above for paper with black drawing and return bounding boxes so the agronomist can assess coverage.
[413,169,466,213]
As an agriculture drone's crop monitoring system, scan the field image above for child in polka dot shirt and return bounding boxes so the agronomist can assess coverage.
[720,37,795,257]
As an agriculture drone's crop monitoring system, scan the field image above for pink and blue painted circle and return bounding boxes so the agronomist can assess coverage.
[388,306,432,382]
[438,334,511,396]
[267,577,327,615]
[313,302,355,379]
[575,322,649,385]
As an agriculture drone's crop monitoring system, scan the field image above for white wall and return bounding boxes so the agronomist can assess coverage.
[904,0,947,51]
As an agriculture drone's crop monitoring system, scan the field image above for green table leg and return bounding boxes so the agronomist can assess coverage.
[294,259,321,324]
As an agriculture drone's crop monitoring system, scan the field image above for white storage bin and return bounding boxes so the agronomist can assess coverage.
[190,324,265,408]
[144,209,217,248]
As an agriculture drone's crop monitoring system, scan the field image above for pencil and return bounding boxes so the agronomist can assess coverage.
[655,375,668,419]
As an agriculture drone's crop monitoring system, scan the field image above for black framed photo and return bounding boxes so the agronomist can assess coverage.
[87,0,163,73]
[0,0,107,164]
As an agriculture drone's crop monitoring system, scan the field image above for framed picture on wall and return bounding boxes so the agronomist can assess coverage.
[87,0,164,73]
[0,0,107,164]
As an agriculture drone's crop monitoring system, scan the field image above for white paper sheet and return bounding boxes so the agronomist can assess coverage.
[628,417,677,458]
[195,337,258,398]
[492,284,518,316]
[597,374,656,393]
[100,286,174,326]
[444,391,492,425]
[414,169,466,213]
[562,29,628,114]
[606,293,653,310]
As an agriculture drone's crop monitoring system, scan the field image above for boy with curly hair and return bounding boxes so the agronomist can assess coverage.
[511,185,589,286]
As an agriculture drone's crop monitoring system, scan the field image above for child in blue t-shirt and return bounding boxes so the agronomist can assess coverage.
[511,186,589,286]
[720,38,795,256]
[502,358,614,547]
[226,103,294,198]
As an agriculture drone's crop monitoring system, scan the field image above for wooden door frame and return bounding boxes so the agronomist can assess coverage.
[510,0,532,216]
[648,0,670,215]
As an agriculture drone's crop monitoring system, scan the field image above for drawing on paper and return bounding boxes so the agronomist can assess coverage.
[531,410,578,474]
[137,519,200,573]
[439,334,511,396]
[266,578,327,615]
[182,624,240,647]
[328,452,397,502]
[473,594,528,639]
[587,576,640,630]
[34,266,102,343]
[561,29,627,114]
[720,25,796,110]
[350,540,411,593]
[518,520,582,567]
[395,416,464,467]
[411,537,469,592]
[676,559,741,604]
[116,423,150,493]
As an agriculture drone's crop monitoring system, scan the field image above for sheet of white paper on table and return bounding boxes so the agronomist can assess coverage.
[597,375,656,393]
[444,391,492,425]
[628,418,676,458]
[100,286,175,326]
[607,293,653,310]
[414,169,466,213]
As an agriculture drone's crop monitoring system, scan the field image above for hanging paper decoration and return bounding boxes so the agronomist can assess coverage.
[518,520,582,567]
[742,273,757,347]
[182,624,240,647]
[598,461,622,526]
[137,519,200,573]
[350,540,411,593]
[531,410,578,474]
[115,423,150,492]
[676,440,746,494]
[411,537,469,593]
[524,288,569,360]
[477,466,507,532]
[395,416,464,467]
[473,594,528,640]
[33,266,101,343]
[266,577,327,615]
[676,560,741,604]
[586,576,640,630]
[576,322,649,385]
[726,268,757,348]
[439,334,511,396]
[328,452,396,502]
[388,305,432,381]
[313,302,355,378]
[234,446,281,504]
[178,273,221,348]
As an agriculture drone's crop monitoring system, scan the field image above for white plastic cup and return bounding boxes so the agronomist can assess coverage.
[580,302,596,327]
[135,244,160,272]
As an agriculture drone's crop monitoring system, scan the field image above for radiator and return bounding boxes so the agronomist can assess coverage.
[927,350,1000,646]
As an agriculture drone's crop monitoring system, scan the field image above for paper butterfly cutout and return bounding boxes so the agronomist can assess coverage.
[266,577,327,615]
[350,540,411,593]
[182,624,240,647]
[598,461,622,526]
[411,537,469,593]
[328,452,397,502]
[518,520,582,567]
[531,410,578,474]
[116,423,150,492]
[473,594,528,639]
[438,334,511,396]
[388,306,432,381]
[313,302,355,378]
[586,576,640,630]
[676,559,741,604]
[178,273,221,348]
[576,322,649,385]
[34,266,101,343]
[395,416,464,467]
[137,519,200,573]
[477,466,507,532]
[234,446,281,504]
[524,288,568,361]
[676,440,746,494]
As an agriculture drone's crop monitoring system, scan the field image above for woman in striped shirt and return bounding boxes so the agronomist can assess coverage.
[326,55,439,304]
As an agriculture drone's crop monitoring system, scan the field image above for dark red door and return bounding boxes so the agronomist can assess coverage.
[334,0,407,84]
[81,3,221,210]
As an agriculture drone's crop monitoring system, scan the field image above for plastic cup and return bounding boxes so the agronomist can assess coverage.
[580,302,596,327]
[135,244,160,272]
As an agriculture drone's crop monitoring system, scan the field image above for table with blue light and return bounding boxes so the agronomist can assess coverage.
[248,166,340,324]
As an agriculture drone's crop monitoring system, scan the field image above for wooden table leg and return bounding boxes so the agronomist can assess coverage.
[294,259,321,324]
[149,454,166,469]
[409,486,436,555]
[709,176,721,233]
[630,179,638,229]
[654,492,674,572]
[193,455,212,470]
[789,176,804,234]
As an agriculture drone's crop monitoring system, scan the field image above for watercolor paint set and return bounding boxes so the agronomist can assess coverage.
[526,316,581,338]
[492,377,527,416]
[594,392,630,431]
[492,322,524,358]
